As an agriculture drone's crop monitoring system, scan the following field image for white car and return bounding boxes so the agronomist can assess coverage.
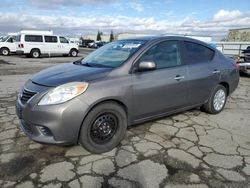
[16,34,79,58]
[0,35,17,56]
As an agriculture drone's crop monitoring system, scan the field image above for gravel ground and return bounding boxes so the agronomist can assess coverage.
[0,51,249,188]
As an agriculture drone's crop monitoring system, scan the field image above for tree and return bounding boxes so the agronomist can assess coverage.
[109,30,114,42]
[96,30,102,41]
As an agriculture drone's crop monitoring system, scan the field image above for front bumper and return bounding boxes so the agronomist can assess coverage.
[16,81,90,145]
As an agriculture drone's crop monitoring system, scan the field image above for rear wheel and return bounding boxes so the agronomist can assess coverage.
[1,48,10,56]
[69,49,78,57]
[30,49,40,58]
[79,102,127,153]
[203,85,227,114]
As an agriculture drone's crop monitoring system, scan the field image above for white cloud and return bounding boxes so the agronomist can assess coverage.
[129,1,144,12]
[213,9,242,21]
[29,0,117,8]
[0,9,249,40]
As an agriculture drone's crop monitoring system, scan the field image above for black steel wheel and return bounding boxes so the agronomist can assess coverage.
[90,113,118,144]
[79,102,127,153]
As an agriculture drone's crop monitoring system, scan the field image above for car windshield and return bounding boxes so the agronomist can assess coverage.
[0,36,9,42]
[81,40,146,68]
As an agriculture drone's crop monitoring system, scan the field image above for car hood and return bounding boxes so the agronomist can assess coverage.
[31,62,112,87]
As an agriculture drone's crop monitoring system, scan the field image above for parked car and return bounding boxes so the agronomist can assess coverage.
[0,35,17,56]
[16,36,239,153]
[236,46,250,75]
[88,41,107,48]
[16,32,79,58]
[81,39,94,47]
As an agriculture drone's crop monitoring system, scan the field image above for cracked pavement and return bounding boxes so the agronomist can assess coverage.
[0,52,250,188]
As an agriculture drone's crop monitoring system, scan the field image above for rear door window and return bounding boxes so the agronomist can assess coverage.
[183,41,215,64]
[45,36,58,43]
[25,35,43,42]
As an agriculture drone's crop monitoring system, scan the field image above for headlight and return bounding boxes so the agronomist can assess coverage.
[38,82,88,105]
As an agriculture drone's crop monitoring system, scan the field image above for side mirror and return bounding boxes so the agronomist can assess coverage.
[138,61,156,72]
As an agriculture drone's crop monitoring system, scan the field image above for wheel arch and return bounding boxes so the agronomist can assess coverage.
[0,47,10,54]
[30,48,41,54]
[70,48,78,52]
[218,81,229,96]
[77,99,129,143]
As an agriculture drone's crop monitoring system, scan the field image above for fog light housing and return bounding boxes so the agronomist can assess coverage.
[38,126,52,136]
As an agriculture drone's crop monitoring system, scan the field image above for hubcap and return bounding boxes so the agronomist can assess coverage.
[213,89,226,111]
[2,49,8,55]
[71,51,77,56]
[90,113,118,144]
[33,52,39,58]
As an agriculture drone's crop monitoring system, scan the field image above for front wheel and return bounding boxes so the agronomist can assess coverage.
[79,102,127,153]
[203,85,227,114]
[69,49,78,57]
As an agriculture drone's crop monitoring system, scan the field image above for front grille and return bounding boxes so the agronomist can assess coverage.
[20,88,37,104]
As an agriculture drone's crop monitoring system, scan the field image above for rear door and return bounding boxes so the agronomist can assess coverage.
[132,40,189,121]
[183,41,221,105]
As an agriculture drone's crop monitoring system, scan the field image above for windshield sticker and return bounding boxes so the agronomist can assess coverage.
[122,43,141,48]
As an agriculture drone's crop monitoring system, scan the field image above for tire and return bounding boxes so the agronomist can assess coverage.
[30,49,40,58]
[203,85,227,114]
[1,48,10,56]
[69,49,78,57]
[79,102,127,153]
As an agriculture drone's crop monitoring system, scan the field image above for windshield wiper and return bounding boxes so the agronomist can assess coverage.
[80,61,113,68]
[75,61,93,67]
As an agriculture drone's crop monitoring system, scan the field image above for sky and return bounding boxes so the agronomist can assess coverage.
[0,0,250,40]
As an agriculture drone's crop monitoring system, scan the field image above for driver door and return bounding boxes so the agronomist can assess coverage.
[132,40,189,121]
[59,36,71,54]
[6,36,16,52]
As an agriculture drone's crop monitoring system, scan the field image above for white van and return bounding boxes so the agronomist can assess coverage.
[0,34,17,56]
[16,31,79,58]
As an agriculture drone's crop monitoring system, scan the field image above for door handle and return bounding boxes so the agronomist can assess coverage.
[213,70,220,74]
[174,75,185,81]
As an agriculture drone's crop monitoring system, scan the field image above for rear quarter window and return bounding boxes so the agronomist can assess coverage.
[184,41,215,64]
[25,35,43,42]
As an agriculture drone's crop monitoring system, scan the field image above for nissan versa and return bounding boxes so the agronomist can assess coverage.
[16,36,239,153]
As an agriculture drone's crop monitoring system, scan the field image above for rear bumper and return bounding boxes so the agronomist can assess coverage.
[237,62,250,72]
[16,50,25,55]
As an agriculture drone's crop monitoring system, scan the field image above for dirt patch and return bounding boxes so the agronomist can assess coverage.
[0,59,15,65]
[0,156,36,180]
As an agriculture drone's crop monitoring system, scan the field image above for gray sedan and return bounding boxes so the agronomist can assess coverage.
[16,36,239,153]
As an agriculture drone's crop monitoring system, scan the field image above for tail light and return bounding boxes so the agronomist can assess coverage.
[234,63,240,70]
[19,44,24,48]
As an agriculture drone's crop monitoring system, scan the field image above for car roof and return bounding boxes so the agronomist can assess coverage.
[121,35,213,49]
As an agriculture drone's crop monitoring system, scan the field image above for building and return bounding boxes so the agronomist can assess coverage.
[82,32,152,42]
[82,34,110,42]
[227,28,250,42]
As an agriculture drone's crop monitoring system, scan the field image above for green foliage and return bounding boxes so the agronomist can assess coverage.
[96,30,102,41]
[109,30,114,42]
